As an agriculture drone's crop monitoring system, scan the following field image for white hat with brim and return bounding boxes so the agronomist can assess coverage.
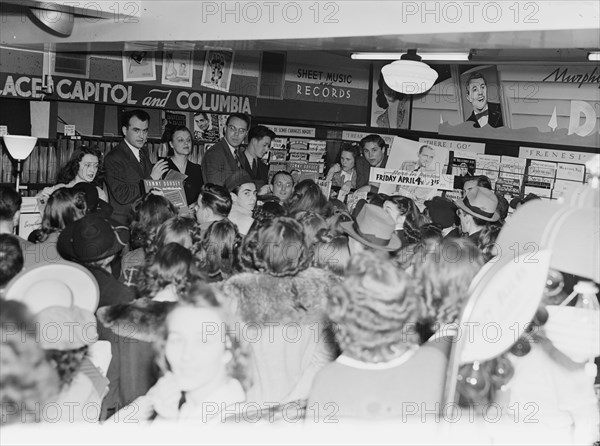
[4,262,99,314]
[341,203,402,252]
[454,186,500,222]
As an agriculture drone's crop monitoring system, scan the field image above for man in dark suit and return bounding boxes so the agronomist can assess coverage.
[201,113,250,186]
[104,109,169,224]
[465,72,504,128]
[239,125,275,189]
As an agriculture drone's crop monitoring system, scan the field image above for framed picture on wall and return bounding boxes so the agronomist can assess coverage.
[161,50,194,88]
[122,43,156,82]
[201,48,234,92]
[459,65,505,129]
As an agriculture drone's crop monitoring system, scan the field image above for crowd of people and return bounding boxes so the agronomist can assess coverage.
[0,110,598,442]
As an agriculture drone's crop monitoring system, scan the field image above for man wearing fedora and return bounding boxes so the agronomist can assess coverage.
[341,203,402,254]
[454,186,501,243]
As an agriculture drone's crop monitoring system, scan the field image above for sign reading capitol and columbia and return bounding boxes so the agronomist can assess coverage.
[0,73,252,114]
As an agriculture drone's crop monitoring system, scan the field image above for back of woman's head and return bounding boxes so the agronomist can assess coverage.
[386,195,428,244]
[288,179,331,217]
[313,233,351,276]
[329,251,422,362]
[199,184,232,218]
[194,219,242,280]
[150,216,197,252]
[241,216,311,277]
[412,237,483,327]
[476,221,503,262]
[326,211,353,237]
[139,242,194,299]
[295,211,328,248]
[39,189,86,241]
[130,193,178,249]
[253,200,286,224]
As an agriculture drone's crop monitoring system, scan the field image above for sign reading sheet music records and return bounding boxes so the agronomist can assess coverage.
[144,180,187,209]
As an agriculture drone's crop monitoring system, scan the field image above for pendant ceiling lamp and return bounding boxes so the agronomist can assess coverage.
[381,50,439,95]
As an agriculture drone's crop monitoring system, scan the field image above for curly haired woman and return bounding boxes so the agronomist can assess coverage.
[307,251,449,420]
[220,216,339,405]
[37,146,107,206]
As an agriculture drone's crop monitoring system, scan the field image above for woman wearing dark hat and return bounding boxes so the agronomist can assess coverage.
[423,196,460,240]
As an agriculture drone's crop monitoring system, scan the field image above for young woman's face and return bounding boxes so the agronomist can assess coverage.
[76,154,99,183]
[170,130,192,157]
[165,307,230,392]
[340,150,355,172]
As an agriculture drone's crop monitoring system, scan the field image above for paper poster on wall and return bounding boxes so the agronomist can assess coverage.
[122,44,156,82]
[449,149,477,189]
[475,153,501,185]
[162,50,193,88]
[201,48,234,93]
[192,112,220,142]
[459,65,505,129]
[379,137,451,206]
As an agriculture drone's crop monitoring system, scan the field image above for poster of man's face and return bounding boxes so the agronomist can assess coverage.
[461,65,505,129]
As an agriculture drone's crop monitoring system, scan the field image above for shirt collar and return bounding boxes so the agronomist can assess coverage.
[124,139,140,159]
[335,346,418,370]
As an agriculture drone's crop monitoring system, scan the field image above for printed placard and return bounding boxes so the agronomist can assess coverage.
[0,125,7,136]
[266,125,316,138]
[556,163,585,182]
[64,125,76,136]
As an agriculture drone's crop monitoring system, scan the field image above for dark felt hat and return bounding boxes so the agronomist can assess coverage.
[509,193,540,209]
[58,214,127,263]
[424,196,457,229]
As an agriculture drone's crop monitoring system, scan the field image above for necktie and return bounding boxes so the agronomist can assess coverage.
[251,158,257,177]
[138,149,148,176]
[474,109,489,120]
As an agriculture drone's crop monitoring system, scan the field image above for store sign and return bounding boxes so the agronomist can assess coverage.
[284,62,369,106]
[265,125,315,138]
[419,137,485,153]
[519,147,597,163]
[0,73,252,114]
[542,67,600,89]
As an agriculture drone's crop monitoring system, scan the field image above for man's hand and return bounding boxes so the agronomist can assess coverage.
[258,184,272,195]
[150,159,170,180]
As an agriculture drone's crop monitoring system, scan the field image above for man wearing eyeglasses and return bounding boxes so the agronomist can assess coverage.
[201,113,250,186]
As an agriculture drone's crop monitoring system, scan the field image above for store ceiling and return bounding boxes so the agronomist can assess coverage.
[1,1,599,63]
